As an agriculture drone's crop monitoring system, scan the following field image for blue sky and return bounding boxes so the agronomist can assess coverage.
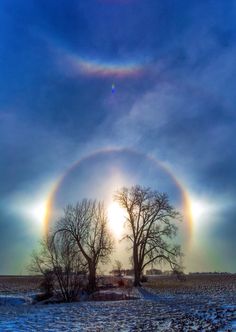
[0,0,236,274]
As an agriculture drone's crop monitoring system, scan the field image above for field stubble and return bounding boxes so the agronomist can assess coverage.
[0,274,235,331]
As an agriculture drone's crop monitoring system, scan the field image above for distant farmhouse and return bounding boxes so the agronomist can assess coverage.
[109,269,134,277]
[189,272,231,275]
[163,270,173,276]
[146,269,162,275]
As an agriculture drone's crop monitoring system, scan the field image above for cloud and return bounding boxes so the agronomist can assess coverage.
[0,0,236,273]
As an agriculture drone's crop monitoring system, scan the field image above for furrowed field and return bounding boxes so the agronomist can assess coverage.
[0,274,235,331]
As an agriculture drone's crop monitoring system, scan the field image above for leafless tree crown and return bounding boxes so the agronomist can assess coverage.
[114,185,182,286]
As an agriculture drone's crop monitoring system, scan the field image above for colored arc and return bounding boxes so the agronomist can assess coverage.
[44,148,193,243]
[64,52,143,78]
[53,44,144,78]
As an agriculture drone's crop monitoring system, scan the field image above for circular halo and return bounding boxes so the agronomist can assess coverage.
[44,148,193,244]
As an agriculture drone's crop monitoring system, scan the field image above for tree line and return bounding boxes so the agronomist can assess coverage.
[30,185,183,302]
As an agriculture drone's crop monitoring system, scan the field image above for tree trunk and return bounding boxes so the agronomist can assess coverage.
[134,269,141,287]
[133,244,141,287]
[88,263,96,293]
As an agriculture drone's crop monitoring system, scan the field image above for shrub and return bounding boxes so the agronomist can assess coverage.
[39,270,54,299]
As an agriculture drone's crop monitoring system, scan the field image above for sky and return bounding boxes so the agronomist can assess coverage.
[0,0,236,274]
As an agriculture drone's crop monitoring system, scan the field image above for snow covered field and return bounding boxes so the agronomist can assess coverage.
[0,275,235,331]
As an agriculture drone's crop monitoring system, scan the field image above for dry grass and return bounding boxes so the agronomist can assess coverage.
[146,273,236,296]
[1,273,235,298]
[0,276,42,294]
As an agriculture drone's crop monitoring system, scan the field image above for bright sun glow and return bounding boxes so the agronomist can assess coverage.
[190,198,212,233]
[30,202,48,225]
[190,200,207,221]
[107,202,126,238]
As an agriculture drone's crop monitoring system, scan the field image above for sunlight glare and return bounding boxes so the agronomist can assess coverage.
[191,200,207,221]
[107,202,126,238]
[30,202,47,225]
[190,198,211,233]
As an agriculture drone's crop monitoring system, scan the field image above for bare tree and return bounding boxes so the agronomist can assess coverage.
[114,185,182,286]
[113,260,123,276]
[56,199,114,292]
[30,232,86,302]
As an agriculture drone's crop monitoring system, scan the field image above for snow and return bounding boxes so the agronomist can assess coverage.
[0,294,32,306]
[0,287,235,331]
